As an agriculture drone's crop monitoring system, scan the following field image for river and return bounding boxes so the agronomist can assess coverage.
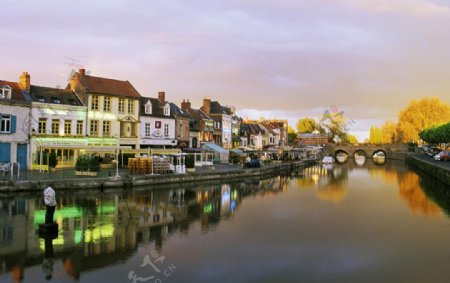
[1,160,449,283]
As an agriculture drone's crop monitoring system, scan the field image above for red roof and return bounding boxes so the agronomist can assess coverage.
[81,74,141,98]
[0,80,30,102]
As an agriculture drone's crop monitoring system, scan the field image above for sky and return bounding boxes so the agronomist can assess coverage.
[1,0,450,141]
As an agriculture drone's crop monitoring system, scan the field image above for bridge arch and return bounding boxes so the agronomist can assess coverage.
[353,149,367,158]
[335,149,349,164]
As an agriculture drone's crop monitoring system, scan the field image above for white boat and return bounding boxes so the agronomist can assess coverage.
[321,156,335,165]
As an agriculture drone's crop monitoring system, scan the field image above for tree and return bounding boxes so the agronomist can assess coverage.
[346,134,358,144]
[419,122,450,146]
[319,111,349,143]
[369,126,382,144]
[397,97,450,143]
[296,118,317,133]
[381,121,397,144]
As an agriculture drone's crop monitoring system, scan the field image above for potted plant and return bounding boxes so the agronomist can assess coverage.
[48,152,58,172]
[185,155,195,173]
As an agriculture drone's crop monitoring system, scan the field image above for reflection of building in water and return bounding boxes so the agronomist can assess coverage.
[299,165,348,203]
[0,195,139,281]
[1,176,294,280]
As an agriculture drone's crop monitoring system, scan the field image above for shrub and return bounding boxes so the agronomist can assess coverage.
[89,156,101,172]
[75,155,89,171]
[48,152,58,168]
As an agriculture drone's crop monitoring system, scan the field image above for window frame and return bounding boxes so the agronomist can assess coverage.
[51,119,60,135]
[102,120,111,136]
[91,96,99,110]
[145,123,151,137]
[64,120,72,135]
[76,120,83,135]
[0,115,11,133]
[38,118,47,134]
[103,97,111,112]
[90,120,99,135]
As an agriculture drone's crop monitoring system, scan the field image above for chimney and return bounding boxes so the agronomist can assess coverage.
[181,99,191,111]
[158,91,165,103]
[203,98,211,115]
[19,72,30,92]
[79,68,86,76]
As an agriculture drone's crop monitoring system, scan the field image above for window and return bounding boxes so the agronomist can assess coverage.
[179,123,183,137]
[128,100,134,114]
[51,119,60,134]
[164,124,169,138]
[118,98,125,113]
[38,119,47,134]
[64,120,71,135]
[0,115,11,133]
[36,96,45,102]
[164,105,170,116]
[104,97,111,112]
[145,101,152,114]
[76,120,83,135]
[145,123,151,137]
[91,96,99,110]
[90,120,98,135]
[52,97,61,104]
[1,86,11,99]
[103,121,111,136]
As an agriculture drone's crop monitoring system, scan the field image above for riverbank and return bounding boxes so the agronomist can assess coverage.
[0,160,312,192]
[406,153,450,186]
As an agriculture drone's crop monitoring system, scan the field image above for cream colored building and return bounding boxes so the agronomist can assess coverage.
[69,69,141,149]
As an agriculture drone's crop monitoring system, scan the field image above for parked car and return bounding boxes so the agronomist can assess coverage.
[426,147,441,157]
[434,151,449,161]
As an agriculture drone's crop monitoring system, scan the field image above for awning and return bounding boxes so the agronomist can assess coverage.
[203,142,228,154]
[230,148,244,155]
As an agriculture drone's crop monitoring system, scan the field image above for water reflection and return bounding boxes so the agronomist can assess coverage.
[354,150,366,166]
[0,163,449,282]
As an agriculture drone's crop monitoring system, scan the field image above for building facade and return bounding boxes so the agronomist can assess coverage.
[139,94,177,148]
[181,99,214,148]
[69,69,141,149]
[0,73,32,169]
[29,85,87,169]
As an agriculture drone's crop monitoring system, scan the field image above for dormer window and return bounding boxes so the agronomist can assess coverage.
[1,86,12,99]
[164,104,170,116]
[51,97,61,104]
[36,95,45,102]
[145,100,152,114]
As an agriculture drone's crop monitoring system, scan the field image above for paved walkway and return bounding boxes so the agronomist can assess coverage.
[412,152,450,170]
[0,162,273,182]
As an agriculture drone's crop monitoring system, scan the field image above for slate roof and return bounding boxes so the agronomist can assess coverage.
[0,80,31,103]
[169,103,190,119]
[140,97,175,118]
[210,101,229,115]
[30,85,83,106]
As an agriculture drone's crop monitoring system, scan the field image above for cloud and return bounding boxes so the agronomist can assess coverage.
[1,0,450,136]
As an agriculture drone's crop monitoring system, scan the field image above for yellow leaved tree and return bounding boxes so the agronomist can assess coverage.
[397,97,450,143]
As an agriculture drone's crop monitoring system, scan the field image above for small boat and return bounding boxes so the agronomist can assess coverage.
[321,156,335,165]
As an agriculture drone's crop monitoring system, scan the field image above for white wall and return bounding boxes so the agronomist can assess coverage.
[0,104,30,163]
[139,116,176,146]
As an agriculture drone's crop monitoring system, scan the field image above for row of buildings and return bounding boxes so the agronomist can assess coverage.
[0,69,288,169]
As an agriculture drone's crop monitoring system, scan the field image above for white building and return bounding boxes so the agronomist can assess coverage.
[0,73,32,169]
[139,95,177,148]
[29,85,87,169]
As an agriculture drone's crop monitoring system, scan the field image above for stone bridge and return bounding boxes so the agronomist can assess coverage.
[326,144,410,160]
